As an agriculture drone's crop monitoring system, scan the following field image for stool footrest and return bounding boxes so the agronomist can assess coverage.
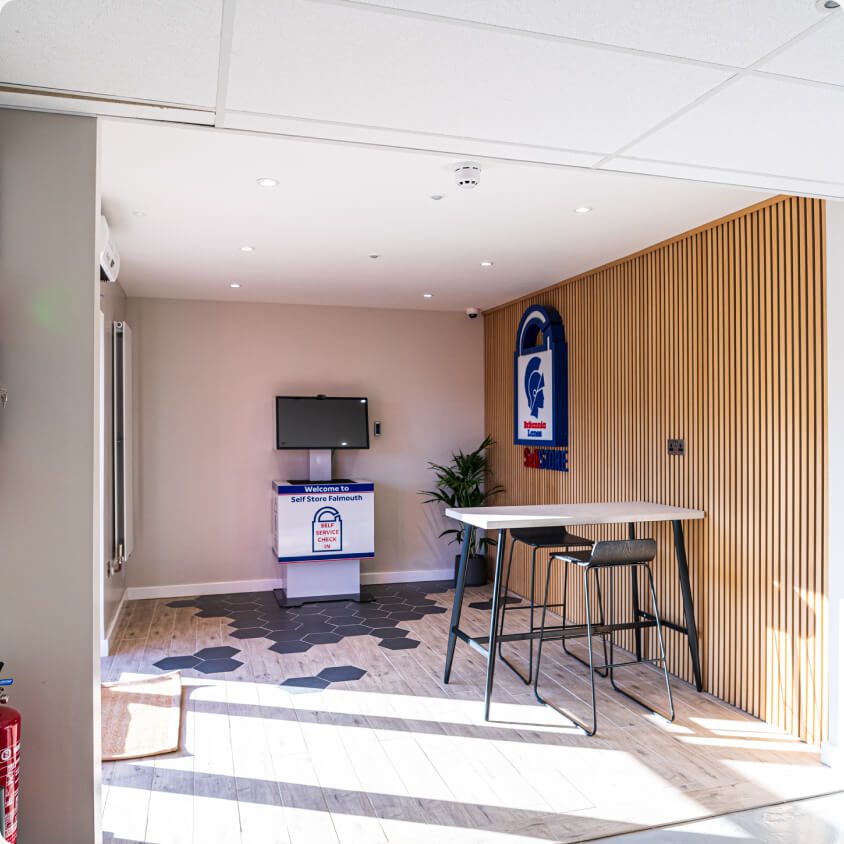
[601,656,665,670]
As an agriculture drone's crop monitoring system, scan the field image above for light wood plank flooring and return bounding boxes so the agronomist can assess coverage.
[102,583,844,844]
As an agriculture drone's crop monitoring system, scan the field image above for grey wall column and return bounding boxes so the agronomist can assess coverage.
[0,109,102,842]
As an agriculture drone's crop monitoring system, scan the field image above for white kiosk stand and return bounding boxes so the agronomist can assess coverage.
[272,450,375,607]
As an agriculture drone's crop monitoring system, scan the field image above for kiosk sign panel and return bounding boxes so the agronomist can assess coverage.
[514,304,569,468]
[273,481,374,563]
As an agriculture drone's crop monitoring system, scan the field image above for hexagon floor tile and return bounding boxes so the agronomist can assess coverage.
[304,632,342,645]
[195,646,240,660]
[379,638,421,650]
[281,676,330,690]
[230,627,268,639]
[196,657,244,674]
[371,627,409,639]
[269,641,312,655]
[153,655,201,671]
[318,665,366,682]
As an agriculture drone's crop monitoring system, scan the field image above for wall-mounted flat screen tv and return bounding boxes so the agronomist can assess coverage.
[275,395,370,450]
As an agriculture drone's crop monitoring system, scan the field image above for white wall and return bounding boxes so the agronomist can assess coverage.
[824,199,844,768]
[0,109,101,843]
[125,298,484,593]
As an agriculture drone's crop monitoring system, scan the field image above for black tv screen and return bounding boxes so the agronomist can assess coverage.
[275,396,370,450]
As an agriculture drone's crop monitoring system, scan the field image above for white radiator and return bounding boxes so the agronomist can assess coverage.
[113,321,134,565]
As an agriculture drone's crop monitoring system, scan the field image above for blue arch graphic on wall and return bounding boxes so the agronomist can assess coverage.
[513,305,569,447]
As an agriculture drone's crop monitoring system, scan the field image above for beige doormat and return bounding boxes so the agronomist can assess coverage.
[101,672,183,761]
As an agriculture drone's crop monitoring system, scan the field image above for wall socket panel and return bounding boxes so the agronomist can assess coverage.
[667,438,685,456]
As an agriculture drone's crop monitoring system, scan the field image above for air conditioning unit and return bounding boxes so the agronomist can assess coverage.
[98,214,120,283]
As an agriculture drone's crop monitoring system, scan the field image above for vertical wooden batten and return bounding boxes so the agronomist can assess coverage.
[483,196,827,745]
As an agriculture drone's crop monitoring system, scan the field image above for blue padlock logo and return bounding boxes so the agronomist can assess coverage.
[312,506,343,553]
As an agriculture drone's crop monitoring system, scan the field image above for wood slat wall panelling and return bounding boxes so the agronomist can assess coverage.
[483,196,827,745]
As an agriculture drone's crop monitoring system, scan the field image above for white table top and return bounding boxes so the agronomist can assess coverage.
[445,501,705,530]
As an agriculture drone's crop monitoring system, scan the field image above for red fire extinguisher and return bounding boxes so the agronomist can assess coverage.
[0,664,20,844]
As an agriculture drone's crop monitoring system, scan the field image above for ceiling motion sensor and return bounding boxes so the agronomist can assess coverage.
[454,162,481,189]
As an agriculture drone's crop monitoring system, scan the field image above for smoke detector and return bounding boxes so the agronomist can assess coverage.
[454,162,481,189]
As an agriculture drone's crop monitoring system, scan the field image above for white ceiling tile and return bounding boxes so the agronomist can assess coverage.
[759,13,844,86]
[603,157,844,200]
[225,0,730,155]
[623,75,844,185]
[220,110,603,168]
[0,0,223,107]
[99,119,769,311]
[347,0,825,67]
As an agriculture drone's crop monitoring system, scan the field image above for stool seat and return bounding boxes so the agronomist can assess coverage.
[553,539,658,567]
[552,549,592,566]
[509,527,593,548]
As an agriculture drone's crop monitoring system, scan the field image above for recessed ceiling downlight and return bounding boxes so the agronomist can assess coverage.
[368,253,380,259]
[431,194,444,201]
[229,283,241,288]
[480,261,494,267]
[240,245,254,252]
[574,206,592,214]
[423,293,434,298]
[256,177,279,187]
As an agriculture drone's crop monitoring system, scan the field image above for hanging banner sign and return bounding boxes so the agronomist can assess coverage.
[514,304,569,469]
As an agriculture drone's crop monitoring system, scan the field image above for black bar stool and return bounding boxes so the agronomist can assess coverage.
[497,526,595,684]
[535,538,675,736]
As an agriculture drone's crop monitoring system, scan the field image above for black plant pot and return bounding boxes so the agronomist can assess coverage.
[454,553,488,588]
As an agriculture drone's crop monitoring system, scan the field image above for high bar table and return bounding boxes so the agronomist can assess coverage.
[442,501,706,720]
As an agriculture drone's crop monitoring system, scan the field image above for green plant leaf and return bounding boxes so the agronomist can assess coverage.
[419,435,506,554]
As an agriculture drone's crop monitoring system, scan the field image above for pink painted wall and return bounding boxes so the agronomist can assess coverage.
[125,297,484,590]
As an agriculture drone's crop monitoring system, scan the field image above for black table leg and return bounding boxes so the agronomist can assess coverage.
[444,527,473,684]
[629,521,643,661]
[483,528,507,720]
[672,519,703,691]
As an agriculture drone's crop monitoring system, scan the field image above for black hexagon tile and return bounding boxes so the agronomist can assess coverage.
[229,616,270,630]
[388,610,424,622]
[269,641,312,655]
[379,638,421,650]
[318,666,366,682]
[230,627,268,640]
[195,646,240,660]
[267,629,308,643]
[304,632,342,645]
[196,657,244,674]
[293,605,327,615]
[261,619,302,632]
[281,676,330,690]
[333,624,371,636]
[166,599,198,609]
[154,655,202,671]
[416,605,447,615]
[371,627,409,639]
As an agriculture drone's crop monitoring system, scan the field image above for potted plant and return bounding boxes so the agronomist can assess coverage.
[420,436,504,587]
